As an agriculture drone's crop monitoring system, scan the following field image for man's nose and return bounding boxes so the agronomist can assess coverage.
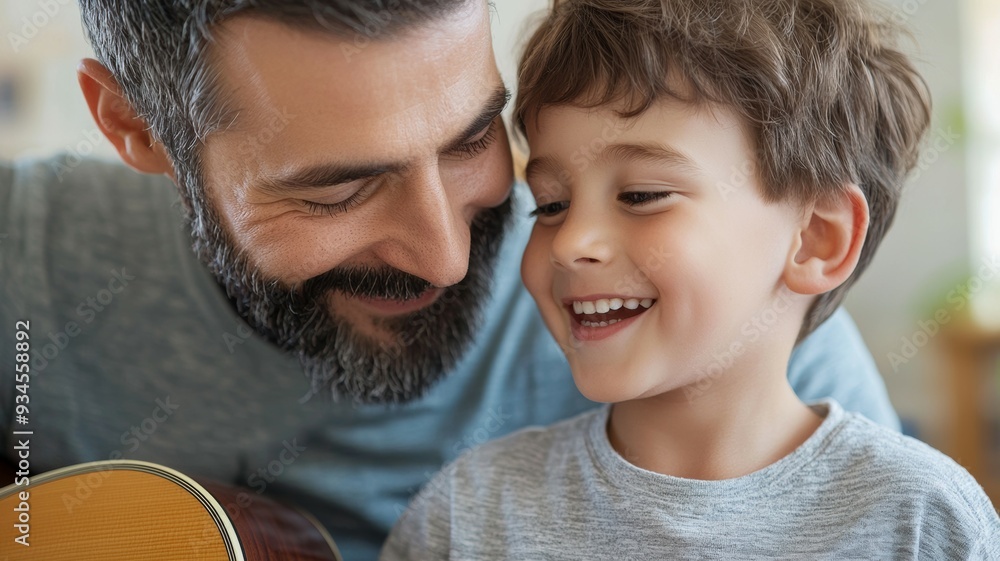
[383,165,470,288]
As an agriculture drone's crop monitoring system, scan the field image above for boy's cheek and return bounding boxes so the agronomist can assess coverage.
[520,233,549,293]
[521,237,563,312]
[521,266,548,308]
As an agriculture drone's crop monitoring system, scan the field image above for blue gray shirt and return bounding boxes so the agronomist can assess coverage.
[0,154,899,561]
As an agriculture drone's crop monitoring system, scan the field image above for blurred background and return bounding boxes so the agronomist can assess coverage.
[1,0,998,502]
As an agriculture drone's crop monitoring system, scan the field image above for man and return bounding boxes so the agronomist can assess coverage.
[0,1,899,559]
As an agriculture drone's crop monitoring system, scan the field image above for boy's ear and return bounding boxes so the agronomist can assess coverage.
[783,183,869,296]
[77,58,175,178]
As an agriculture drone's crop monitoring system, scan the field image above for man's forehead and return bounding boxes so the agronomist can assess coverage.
[199,3,503,187]
[208,2,495,134]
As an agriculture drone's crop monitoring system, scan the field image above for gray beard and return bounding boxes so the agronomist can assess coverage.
[188,188,514,404]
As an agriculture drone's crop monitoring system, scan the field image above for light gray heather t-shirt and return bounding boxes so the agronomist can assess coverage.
[382,400,1000,561]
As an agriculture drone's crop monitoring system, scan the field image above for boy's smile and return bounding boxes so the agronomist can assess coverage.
[564,296,655,340]
[521,98,810,404]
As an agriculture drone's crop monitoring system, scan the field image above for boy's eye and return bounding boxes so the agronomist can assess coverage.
[529,200,569,219]
[619,191,674,206]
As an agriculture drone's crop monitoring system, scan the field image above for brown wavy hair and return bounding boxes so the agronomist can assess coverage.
[515,0,932,340]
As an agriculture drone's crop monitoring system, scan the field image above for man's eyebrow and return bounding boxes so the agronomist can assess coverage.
[258,84,510,195]
[257,162,404,195]
[442,84,511,153]
[256,85,510,196]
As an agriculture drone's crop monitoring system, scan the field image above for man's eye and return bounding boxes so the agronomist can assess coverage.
[301,181,377,217]
[450,120,498,159]
[529,201,569,218]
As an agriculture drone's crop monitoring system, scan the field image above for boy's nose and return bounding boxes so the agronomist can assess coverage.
[549,206,615,271]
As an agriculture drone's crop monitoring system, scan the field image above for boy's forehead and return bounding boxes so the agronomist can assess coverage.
[518,64,699,135]
[525,96,752,151]
[523,98,768,200]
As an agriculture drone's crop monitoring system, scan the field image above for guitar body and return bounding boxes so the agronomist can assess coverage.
[0,460,342,560]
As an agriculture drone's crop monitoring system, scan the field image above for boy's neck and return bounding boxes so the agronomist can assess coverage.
[606,357,823,481]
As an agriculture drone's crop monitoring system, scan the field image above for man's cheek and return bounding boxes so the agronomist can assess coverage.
[261,235,352,286]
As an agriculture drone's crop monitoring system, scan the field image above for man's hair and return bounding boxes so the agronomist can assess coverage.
[77,0,467,219]
[515,0,932,339]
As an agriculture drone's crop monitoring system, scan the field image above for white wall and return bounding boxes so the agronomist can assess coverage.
[0,0,114,160]
[491,0,547,103]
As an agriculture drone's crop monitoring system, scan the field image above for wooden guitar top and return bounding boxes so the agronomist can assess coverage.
[0,460,343,561]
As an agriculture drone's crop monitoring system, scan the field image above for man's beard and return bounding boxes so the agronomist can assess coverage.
[186,181,514,404]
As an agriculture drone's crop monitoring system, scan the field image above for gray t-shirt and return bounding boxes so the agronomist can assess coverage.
[382,400,1000,560]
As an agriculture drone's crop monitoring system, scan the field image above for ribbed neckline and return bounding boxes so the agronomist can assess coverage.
[585,399,848,504]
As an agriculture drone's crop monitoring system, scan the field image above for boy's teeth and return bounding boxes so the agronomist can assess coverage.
[581,319,621,327]
[572,297,655,314]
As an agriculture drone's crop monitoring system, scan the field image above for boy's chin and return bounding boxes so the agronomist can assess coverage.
[569,368,647,404]
[570,361,703,405]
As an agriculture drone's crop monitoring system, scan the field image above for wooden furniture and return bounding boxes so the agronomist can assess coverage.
[940,319,1000,507]
[0,460,343,560]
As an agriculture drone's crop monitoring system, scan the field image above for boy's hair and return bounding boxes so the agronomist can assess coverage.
[515,0,932,339]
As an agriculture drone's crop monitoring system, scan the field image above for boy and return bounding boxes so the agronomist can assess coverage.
[380,0,1000,558]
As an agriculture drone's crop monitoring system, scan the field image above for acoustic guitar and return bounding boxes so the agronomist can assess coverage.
[0,459,343,560]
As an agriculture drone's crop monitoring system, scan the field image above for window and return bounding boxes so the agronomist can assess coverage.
[964,0,1000,324]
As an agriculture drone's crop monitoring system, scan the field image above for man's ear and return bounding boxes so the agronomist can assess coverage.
[77,58,175,178]
[783,183,869,296]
